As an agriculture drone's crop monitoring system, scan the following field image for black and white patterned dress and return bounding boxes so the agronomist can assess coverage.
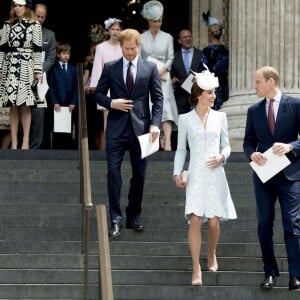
[0,18,43,107]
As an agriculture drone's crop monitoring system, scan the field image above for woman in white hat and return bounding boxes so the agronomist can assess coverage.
[0,0,43,149]
[173,67,237,286]
[140,0,178,151]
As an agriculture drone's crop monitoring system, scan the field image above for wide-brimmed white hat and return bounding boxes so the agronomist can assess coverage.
[141,0,164,21]
[192,64,219,90]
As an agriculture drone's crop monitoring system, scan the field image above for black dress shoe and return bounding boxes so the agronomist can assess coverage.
[260,275,275,289]
[289,276,300,291]
[109,223,122,238]
[126,220,144,232]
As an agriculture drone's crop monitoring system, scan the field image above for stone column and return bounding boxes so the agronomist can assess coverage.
[222,0,300,151]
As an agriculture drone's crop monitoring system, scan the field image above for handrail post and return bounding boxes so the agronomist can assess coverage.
[96,205,114,300]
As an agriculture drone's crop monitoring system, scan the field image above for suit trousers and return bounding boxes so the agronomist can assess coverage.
[106,120,147,224]
[253,171,300,277]
[30,107,45,149]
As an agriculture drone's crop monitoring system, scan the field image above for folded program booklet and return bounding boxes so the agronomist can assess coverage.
[137,132,160,159]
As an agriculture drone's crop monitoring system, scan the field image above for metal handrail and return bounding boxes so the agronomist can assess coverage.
[76,63,93,300]
[77,63,113,300]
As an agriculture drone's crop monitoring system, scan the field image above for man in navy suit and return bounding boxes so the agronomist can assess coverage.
[171,29,202,114]
[93,28,163,238]
[243,66,300,291]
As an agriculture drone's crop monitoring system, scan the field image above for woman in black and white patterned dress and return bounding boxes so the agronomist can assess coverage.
[0,0,43,149]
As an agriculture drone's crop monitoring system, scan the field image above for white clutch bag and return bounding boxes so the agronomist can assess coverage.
[181,170,189,183]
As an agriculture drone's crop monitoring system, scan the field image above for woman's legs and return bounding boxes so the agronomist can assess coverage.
[20,106,31,149]
[188,214,202,285]
[162,120,172,151]
[207,216,220,272]
[10,106,20,149]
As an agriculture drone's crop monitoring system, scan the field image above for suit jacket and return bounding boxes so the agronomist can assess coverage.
[41,27,56,73]
[37,26,56,108]
[243,94,300,180]
[93,57,163,139]
[171,47,202,114]
[47,61,78,107]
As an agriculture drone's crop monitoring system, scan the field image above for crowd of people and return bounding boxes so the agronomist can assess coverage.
[1,0,299,293]
[0,0,229,151]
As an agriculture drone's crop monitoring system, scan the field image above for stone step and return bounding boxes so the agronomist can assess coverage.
[0,228,286,244]
[0,284,298,300]
[0,204,283,218]
[0,269,294,288]
[0,240,289,256]
[0,215,285,230]
[0,181,256,195]
[0,254,288,273]
[0,191,257,206]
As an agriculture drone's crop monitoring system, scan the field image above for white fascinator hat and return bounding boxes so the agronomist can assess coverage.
[141,0,164,21]
[191,64,219,90]
[104,17,122,30]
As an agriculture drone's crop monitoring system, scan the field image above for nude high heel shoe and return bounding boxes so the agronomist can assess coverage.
[207,251,218,272]
[191,265,202,286]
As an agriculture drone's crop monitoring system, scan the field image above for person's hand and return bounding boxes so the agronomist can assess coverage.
[272,142,293,155]
[69,104,75,112]
[149,125,160,143]
[250,151,266,165]
[111,99,133,112]
[206,154,225,169]
[174,175,187,189]
[54,104,61,112]
[35,73,43,83]
[89,87,96,94]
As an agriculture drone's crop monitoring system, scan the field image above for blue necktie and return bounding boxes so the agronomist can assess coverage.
[183,50,190,74]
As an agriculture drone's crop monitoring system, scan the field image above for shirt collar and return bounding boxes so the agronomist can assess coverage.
[267,92,281,103]
[182,48,192,53]
[124,56,138,68]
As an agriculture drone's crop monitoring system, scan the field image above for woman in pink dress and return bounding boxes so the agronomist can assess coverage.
[89,18,122,150]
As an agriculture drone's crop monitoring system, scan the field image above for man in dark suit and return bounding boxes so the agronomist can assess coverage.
[243,66,300,291]
[31,3,56,149]
[171,29,202,115]
[93,28,163,238]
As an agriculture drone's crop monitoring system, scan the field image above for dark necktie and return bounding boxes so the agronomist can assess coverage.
[268,99,275,135]
[62,63,67,72]
[126,62,134,94]
[183,50,190,74]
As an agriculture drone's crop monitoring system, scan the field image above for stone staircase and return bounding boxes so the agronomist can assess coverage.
[0,150,298,300]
